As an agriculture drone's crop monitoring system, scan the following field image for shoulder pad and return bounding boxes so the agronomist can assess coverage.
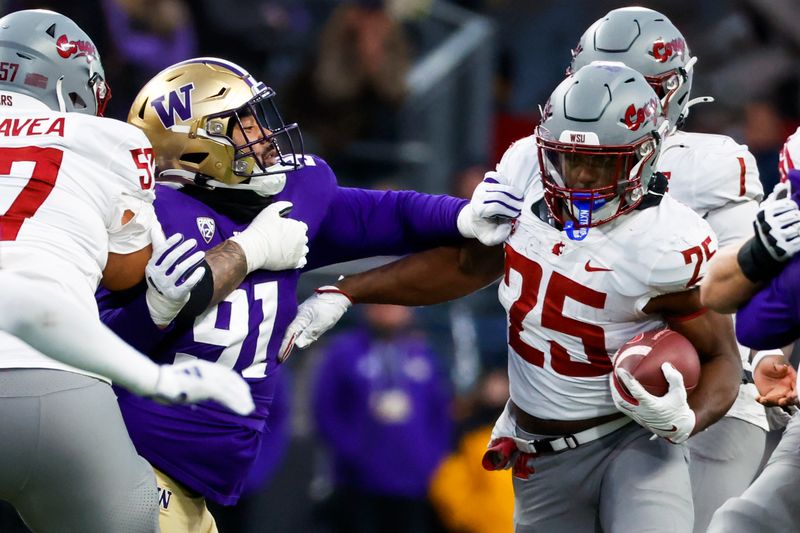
[659,132,762,212]
[497,135,539,192]
[73,116,156,198]
[644,198,718,292]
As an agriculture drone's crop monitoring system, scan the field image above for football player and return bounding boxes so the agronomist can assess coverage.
[0,10,254,533]
[281,62,742,531]
[97,57,522,530]
[567,8,773,531]
[701,173,800,532]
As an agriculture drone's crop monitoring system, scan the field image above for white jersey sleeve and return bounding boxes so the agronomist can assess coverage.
[105,133,157,254]
[659,131,762,216]
[779,126,800,181]
[496,135,543,201]
[642,196,718,297]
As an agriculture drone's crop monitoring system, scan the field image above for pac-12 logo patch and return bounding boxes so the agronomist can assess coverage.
[196,217,215,244]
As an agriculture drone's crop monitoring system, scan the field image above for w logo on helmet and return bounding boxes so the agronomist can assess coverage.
[151,83,195,128]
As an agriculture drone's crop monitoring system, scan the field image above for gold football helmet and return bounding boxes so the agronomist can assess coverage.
[128,57,304,196]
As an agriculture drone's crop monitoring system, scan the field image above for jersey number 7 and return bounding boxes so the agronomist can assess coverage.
[0,146,63,241]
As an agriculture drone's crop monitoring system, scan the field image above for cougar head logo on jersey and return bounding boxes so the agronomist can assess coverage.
[568,7,696,132]
[129,58,304,197]
[536,61,666,229]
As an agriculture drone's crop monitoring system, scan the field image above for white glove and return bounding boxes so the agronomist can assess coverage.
[230,201,309,273]
[457,172,524,246]
[278,286,352,363]
[151,360,255,416]
[146,231,206,327]
[754,180,800,261]
[610,363,696,444]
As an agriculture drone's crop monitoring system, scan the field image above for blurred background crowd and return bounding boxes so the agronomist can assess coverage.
[2,0,800,531]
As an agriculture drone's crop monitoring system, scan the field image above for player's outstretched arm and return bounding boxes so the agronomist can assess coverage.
[644,288,742,434]
[700,242,762,313]
[0,273,254,415]
[703,179,800,313]
[278,241,504,361]
[337,240,505,306]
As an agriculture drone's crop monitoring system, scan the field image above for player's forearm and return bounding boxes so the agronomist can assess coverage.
[205,240,249,307]
[337,242,504,305]
[701,243,762,313]
[688,352,742,433]
[666,308,741,434]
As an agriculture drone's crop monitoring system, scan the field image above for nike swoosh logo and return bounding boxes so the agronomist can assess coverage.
[584,260,613,272]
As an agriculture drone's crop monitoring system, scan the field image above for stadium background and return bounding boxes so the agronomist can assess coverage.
[1,0,798,531]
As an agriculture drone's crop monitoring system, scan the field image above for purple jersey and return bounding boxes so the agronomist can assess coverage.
[735,254,800,350]
[98,155,467,504]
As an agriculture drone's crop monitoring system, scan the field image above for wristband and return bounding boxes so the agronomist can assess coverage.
[737,236,785,283]
[316,285,354,304]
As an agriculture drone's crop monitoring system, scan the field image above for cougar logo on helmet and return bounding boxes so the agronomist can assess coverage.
[55,34,97,61]
[651,38,686,63]
[623,98,658,131]
[150,83,195,129]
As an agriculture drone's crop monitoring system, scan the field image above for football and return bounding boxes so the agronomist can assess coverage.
[612,329,700,400]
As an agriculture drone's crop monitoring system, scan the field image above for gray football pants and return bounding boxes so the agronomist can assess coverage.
[687,416,767,533]
[513,420,693,533]
[708,411,800,533]
[0,369,159,533]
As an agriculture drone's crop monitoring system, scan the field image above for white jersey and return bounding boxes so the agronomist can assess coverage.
[660,131,762,220]
[779,126,800,181]
[659,130,767,430]
[0,94,156,374]
[497,136,717,420]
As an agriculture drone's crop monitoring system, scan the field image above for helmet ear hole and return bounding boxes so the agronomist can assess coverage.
[69,92,87,109]
[180,153,209,165]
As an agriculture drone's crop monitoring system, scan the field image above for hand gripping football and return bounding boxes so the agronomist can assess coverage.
[612,330,700,400]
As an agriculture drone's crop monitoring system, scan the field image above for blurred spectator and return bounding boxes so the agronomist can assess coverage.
[285,1,411,182]
[100,0,197,119]
[312,304,451,533]
[745,100,790,195]
[429,369,513,533]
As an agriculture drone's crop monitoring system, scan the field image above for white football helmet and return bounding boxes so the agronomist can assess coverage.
[537,61,668,228]
[570,7,697,131]
[0,9,110,115]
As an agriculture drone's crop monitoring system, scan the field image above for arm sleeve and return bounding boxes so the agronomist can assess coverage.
[305,187,468,269]
[96,284,172,353]
[736,259,800,349]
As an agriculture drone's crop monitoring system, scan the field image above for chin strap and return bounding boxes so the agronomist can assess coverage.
[157,168,287,197]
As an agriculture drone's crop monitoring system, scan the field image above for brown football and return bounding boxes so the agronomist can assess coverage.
[612,329,701,401]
